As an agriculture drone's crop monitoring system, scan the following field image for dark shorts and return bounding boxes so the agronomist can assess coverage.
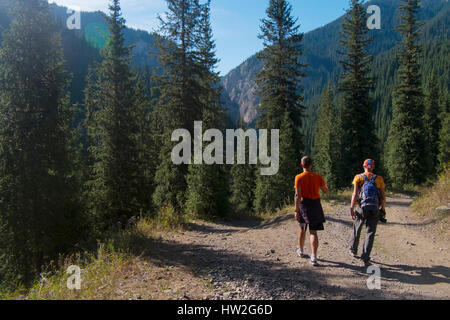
[297,198,325,231]
[298,215,324,231]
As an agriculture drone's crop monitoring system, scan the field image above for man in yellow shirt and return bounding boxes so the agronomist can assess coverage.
[349,159,386,267]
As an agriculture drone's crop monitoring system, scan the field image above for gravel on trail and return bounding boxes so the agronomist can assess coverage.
[140,195,450,300]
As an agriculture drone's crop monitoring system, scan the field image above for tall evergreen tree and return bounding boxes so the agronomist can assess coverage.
[312,86,340,190]
[228,119,256,215]
[85,0,144,229]
[134,76,156,215]
[254,0,306,213]
[185,0,229,219]
[153,0,203,214]
[438,97,450,169]
[386,0,426,187]
[338,0,377,187]
[230,163,256,215]
[230,160,256,216]
[0,0,84,287]
[334,95,345,187]
[423,75,441,177]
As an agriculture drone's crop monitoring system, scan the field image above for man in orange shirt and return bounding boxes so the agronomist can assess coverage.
[294,156,329,266]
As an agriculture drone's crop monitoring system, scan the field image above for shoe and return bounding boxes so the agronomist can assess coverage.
[349,249,357,258]
[310,255,318,266]
[379,209,387,223]
[296,247,305,258]
[363,259,372,267]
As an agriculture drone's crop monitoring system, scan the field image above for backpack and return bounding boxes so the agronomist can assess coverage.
[359,174,379,210]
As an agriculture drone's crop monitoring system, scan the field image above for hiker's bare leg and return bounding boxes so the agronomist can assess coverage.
[310,230,319,255]
[298,228,306,250]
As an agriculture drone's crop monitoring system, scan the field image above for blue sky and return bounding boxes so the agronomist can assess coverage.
[50,0,353,75]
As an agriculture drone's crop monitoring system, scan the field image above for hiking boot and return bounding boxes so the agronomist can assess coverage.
[379,209,387,223]
[363,259,372,267]
[310,255,318,266]
[349,249,357,258]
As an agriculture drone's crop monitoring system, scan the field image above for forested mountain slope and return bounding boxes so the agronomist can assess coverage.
[221,0,449,151]
[0,0,160,105]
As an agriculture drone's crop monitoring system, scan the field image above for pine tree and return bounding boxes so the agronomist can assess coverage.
[253,0,306,213]
[312,86,340,190]
[438,97,450,169]
[338,0,377,187]
[80,67,97,186]
[255,111,299,212]
[230,168,256,216]
[230,164,256,215]
[85,0,143,229]
[185,161,229,219]
[386,0,426,187]
[185,0,229,219]
[228,119,256,215]
[134,76,156,215]
[0,0,84,287]
[153,0,203,214]
[423,75,441,177]
[334,95,345,187]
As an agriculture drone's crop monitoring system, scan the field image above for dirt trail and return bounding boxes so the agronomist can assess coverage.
[138,194,450,300]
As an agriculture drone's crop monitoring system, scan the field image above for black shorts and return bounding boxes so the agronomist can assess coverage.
[298,215,324,231]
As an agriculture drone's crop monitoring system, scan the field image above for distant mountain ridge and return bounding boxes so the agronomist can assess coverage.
[0,0,160,105]
[220,0,449,142]
[49,4,161,67]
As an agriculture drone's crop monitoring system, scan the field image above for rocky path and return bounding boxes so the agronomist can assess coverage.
[141,195,449,300]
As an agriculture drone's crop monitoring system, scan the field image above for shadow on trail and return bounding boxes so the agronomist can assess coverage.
[325,216,353,227]
[381,219,439,227]
[205,212,293,231]
[253,214,293,230]
[320,259,450,287]
[131,234,425,300]
[325,215,437,228]
[386,201,412,208]
[373,261,450,286]
[185,223,241,235]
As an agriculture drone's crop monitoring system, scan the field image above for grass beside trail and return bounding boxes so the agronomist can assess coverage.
[0,213,213,300]
[0,202,297,299]
[412,166,450,237]
[1,203,295,300]
[412,167,450,217]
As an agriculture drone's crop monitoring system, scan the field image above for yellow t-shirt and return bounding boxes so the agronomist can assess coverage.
[352,173,386,190]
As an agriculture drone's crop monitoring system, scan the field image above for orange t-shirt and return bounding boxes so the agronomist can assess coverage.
[294,172,326,200]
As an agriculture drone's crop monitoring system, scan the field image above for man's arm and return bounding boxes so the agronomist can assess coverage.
[350,183,359,220]
[295,187,301,220]
[379,187,386,210]
[295,187,301,212]
[320,184,329,194]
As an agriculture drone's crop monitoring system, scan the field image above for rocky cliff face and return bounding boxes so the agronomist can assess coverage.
[221,57,263,125]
